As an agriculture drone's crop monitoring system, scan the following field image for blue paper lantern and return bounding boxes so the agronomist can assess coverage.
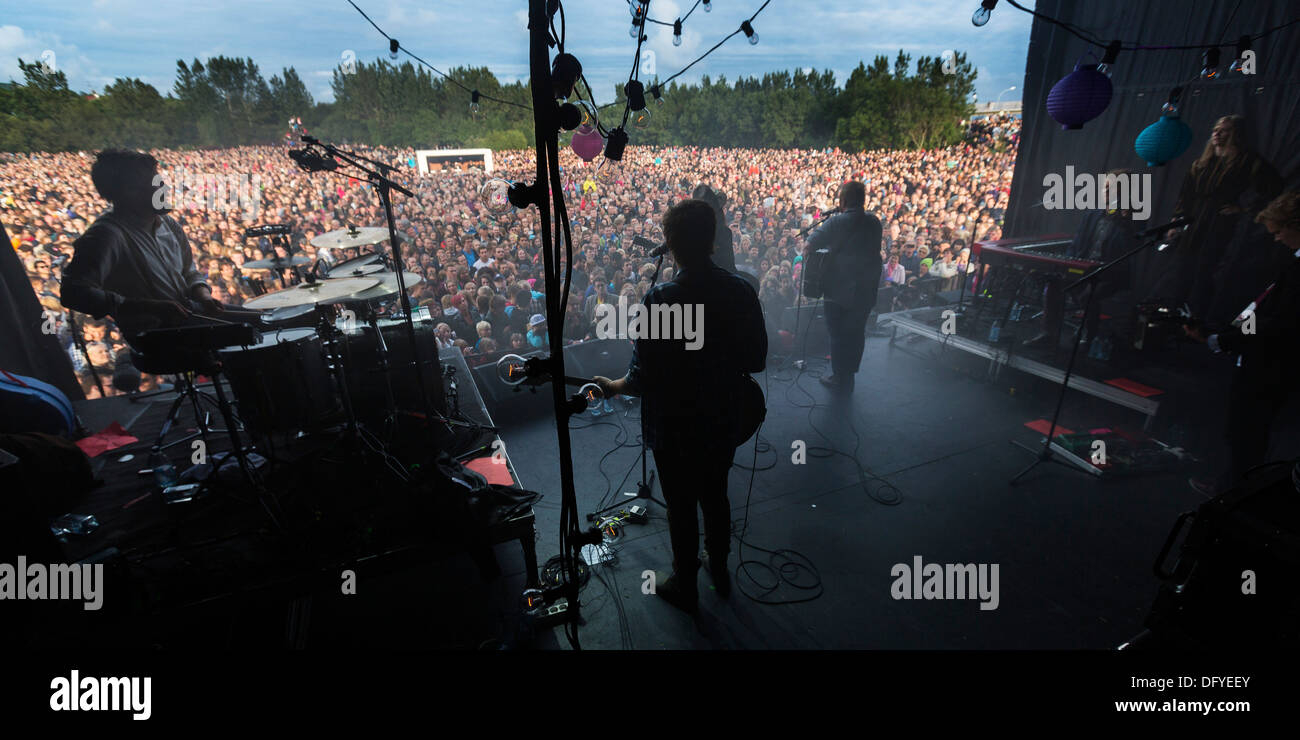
[1134,113,1193,166]
[1046,63,1113,130]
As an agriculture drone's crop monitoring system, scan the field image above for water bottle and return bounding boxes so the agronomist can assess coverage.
[149,449,179,489]
[988,320,1001,343]
[1009,303,1023,322]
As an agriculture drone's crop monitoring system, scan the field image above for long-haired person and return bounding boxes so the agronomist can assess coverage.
[1185,191,1300,494]
[1159,115,1282,318]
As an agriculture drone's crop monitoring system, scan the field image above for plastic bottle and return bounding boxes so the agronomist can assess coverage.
[149,449,179,489]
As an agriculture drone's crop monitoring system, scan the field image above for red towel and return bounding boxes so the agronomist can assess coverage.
[464,456,515,486]
[75,422,139,458]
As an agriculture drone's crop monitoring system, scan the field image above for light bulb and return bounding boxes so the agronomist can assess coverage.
[673,32,682,46]
[576,100,598,128]
[1228,58,1245,74]
[469,101,481,115]
[703,0,712,12]
[1201,48,1220,79]
[741,20,758,45]
[748,30,759,45]
[630,22,641,39]
[972,6,991,26]
[389,39,400,60]
[632,107,652,129]
[673,19,682,46]
[579,383,603,410]
[496,353,529,386]
[479,178,514,217]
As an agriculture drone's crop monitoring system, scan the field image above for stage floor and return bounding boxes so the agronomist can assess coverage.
[502,333,1298,650]
[56,331,1297,649]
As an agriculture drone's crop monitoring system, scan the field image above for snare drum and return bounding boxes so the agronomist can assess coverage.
[217,328,340,434]
[263,304,324,330]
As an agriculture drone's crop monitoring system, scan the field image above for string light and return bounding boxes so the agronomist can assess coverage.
[1201,47,1221,79]
[470,89,481,115]
[651,85,664,105]
[624,80,647,111]
[972,0,997,27]
[1229,35,1252,74]
[552,52,582,99]
[388,38,400,60]
[673,19,683,46]
[604,126,629,162]
[1096,40,1120,78]
[741,20,758,45]
[703,0,712,12]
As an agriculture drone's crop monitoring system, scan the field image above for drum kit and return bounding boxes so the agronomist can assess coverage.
[218,225,442,438]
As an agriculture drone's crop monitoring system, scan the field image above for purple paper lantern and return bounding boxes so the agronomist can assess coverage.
[1046,63,1113,130]
[571,124,603,162]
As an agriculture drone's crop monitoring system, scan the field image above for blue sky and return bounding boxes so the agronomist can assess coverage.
[2,1,1033,106]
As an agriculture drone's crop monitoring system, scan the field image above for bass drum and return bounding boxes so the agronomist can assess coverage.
[341,319,446,422]
[217,328,340,434]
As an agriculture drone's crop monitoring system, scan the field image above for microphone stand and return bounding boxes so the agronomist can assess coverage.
[301,138,437,443]
[1009,228,1162,484]
[586,250,668,521]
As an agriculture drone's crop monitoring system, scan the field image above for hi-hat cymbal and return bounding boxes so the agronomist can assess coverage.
[327,251,388,277]
[242,277,380,310]
[311,226,390,250]
[243,255,311,270]
[320,271,424,304]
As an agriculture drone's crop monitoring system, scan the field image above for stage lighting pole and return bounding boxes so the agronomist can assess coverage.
[528,0,592,649]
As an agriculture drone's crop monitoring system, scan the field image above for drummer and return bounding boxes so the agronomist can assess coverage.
[61,149,225,336]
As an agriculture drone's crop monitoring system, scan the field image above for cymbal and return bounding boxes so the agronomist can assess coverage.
[327,251,387,277]
[242,277,380,310]
[243,255,311,270]
[311,226,389,250]
[320,271,424,304]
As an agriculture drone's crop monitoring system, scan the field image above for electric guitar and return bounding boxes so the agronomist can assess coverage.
[559,371,766,448]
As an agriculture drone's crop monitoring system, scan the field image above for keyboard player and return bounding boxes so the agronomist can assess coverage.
[61,149,225,337]
[1023,170,1137,349]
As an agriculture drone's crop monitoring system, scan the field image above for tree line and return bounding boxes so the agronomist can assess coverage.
[0,50,975,153]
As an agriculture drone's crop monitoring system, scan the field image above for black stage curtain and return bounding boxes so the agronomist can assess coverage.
[1003,0,1300,296]
[0,220,83,399]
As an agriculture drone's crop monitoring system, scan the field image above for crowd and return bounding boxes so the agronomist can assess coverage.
[2,129,1015,398]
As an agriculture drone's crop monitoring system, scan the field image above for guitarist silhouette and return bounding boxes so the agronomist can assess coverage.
[596,199,767,613]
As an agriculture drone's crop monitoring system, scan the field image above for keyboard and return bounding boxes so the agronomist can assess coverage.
[973,235,1100,278]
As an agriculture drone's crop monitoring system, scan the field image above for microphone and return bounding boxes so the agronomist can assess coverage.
[1138,215,1192,239]
[111,349,142,394]
[632,235,670,257]
[288,147,338,173]
[244,224,291,238]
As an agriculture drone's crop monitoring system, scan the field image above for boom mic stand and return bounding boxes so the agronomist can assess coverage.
[586,249,668,521]
[295,136,437,445]
[1009,227,1166,484]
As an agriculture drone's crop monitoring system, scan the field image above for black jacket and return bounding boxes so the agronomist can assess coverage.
[625,262,766,455]
[805,208,883,312]
[1212,249,1300,389]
